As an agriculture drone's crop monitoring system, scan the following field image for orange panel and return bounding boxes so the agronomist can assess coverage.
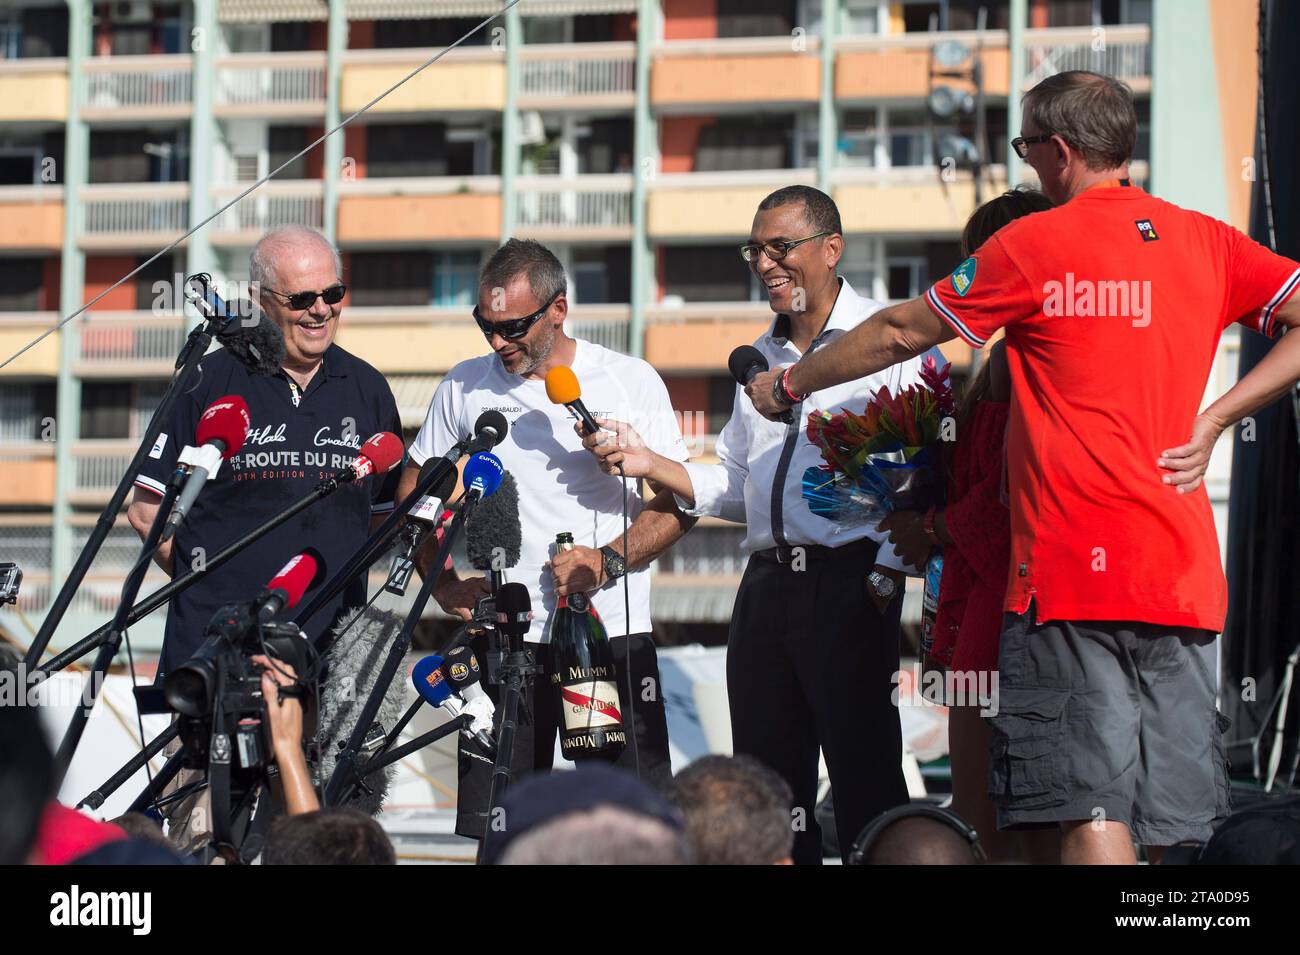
[0,202,63,251]
[337,194,501,243]
[836,46,1008,100]
[663,0,717,40]
[645,321,770,372]
[0,459,55,506]
[653,54,820,106]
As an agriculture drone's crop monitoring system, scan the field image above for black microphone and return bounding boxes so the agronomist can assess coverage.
[494,581,532,641]
[728,345,793,425]
[464,410,509,456]
[186,273,287,375]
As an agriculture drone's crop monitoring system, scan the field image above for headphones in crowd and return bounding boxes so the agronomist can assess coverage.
[847,803,988,865]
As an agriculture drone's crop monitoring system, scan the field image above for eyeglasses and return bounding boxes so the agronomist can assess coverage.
[262,284,347,311]
[473,290,562,341]
[1011,134,1053,159]
[739,231,831,263]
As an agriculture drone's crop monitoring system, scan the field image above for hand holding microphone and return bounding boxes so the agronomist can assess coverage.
[730,345,793,425]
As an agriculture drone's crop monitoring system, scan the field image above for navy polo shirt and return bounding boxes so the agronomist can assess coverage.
[135,343,403,672]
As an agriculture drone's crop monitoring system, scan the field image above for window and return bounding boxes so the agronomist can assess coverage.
[268,126,309,179]
[270,21,313,52]
[0,383,55,440]
[433,251,480,307]
[572,247,631,304]
[135,254,179,311]
[0,149,40,185]
[88,129,188,184]
[577,118,633,175]
[367,123,483,178]
[0,258,43,311]
[348,251,434,307]
[81,382,133,440]
[696,117,792,172]
[717,0,797,38]
[662,246,751,302]
[373,18,488,48]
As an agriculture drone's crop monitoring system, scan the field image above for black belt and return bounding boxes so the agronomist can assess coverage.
[752,537,878,565]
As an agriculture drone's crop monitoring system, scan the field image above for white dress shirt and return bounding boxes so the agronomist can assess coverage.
[677,278,943,572]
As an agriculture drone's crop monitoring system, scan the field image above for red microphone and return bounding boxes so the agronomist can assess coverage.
[341,431,404,482]
[162,395,252,540]
[256,548,324,621]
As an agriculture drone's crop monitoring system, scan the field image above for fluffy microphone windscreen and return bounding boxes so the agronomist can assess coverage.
[217,310,287,376]
[315,606,413,816]
[544,365,582,406]
[195,394,251,458]
[464,471,521,571]
[359,431,406,475]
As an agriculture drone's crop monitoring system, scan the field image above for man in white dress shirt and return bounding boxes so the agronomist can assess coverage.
[580,186,937,863]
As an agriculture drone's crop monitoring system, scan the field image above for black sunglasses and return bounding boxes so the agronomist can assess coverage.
[1011,134,1053,159]
[473,290,562,341]
[263,283,347,311]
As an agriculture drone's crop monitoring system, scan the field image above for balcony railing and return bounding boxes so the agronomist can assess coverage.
[212,182,324,236]
[83,54,193,111]
[515,176,633,231]
[77,316,187,365]
[519,43,635,100]
[215,53,328,108]
[80,185,189,238]
[565,306,631,353]
[71,441,139,495]
[1023,24,1151,85]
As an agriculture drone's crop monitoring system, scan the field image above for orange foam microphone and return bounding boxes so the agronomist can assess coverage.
[545,365,601,436]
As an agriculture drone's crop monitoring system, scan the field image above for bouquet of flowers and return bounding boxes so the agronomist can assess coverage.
[801,354,955,528]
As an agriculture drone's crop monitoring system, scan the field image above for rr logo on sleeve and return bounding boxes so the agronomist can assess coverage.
[1135,219,1159,242]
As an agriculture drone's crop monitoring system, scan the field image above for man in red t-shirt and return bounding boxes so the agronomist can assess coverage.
[746,71,1300,864]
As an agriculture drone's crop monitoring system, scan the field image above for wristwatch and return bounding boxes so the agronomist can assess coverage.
[600,545,628,582]
[868,570,897,600]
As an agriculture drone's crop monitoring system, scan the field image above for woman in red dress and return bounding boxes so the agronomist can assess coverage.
[878,188,1058,863]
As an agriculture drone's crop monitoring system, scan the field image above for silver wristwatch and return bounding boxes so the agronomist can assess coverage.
[868,570,897,600]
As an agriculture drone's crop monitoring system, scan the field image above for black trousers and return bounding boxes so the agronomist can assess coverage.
[728,544,908,864]
[455,631,673,840]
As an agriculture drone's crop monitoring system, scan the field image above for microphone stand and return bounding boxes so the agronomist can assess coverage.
[52,465,184,787]
[323,500,477,807]
[485,621,541,813]
[69,440,477,818]
[24,276,232,669]
[40,464,398,674]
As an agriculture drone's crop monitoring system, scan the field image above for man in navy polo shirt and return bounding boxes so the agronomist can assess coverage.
[127,225,402,675]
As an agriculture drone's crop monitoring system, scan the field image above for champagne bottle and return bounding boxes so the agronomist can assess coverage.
[547,532,626,761]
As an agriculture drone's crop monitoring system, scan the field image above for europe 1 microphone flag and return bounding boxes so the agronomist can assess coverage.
[161,394,252,541]
[256,547,326,622]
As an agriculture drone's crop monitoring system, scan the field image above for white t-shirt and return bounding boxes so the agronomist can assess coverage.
[409,339,689,642]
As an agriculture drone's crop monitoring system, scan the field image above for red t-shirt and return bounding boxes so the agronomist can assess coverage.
[925,182,1300,632]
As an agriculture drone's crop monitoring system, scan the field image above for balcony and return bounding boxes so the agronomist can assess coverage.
[644,302,770,372]
[518,42,635,110]
[652,37,820,110]
[564,304,631,354]
[0,445,56,506]
[73,313,187,378]
[78,183,189,250]
[647,168,816,239]
[833,164,1010,234]
[0,312,61,376]
[835,31,1010,100]
[0,57,68,122]
[82,55,193,121]
[69,440,140,504]
[341,48,506,114]
[514,175,633,242]
[211,181,324,246]
[337,177,501,244]
[1023,24,1152,92]
[215,52,327,119]
[0,185,64,251]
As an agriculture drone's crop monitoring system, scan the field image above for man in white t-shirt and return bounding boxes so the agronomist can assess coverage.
[398,239,695,840]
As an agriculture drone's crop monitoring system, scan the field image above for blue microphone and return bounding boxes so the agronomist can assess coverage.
[410,654,495,756]
[462,452,504,504]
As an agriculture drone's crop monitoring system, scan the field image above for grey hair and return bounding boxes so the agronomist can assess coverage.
[1023,70,1137,171]
[479,238,567,308]
[667,754,795,865]
[249,226,342,290]
[498,806,692,865]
